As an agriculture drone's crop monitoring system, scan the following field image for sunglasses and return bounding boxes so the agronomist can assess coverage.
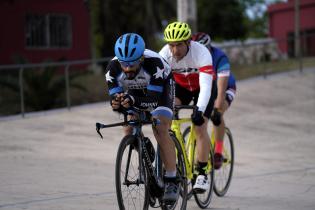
[119,58,142,69]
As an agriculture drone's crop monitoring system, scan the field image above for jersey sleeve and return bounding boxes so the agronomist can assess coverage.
[195,44,214,112]
[217,56,230,78]
[196,44,214,75]
[105,60,123,96]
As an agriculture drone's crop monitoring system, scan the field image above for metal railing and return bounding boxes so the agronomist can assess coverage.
[0,58,111,117]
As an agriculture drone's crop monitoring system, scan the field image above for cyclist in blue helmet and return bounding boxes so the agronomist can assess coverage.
[106,33,179,204]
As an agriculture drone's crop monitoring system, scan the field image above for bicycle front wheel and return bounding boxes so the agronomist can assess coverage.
[115,135,149,210]
[214,127,234,197]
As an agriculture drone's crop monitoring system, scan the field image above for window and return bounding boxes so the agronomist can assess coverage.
[25,14,72,48]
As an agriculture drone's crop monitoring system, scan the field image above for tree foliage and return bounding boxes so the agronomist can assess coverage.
[101,0,175,55]
[197,0,248,40]
[93,0,273,56]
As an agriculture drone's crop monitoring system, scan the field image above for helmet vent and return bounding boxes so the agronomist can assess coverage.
[178,30,185,39]
[129,48,136,58]
[124,34,131,57]
[134,35,138,44]
[118,36,123,43]
[118,48,123,57]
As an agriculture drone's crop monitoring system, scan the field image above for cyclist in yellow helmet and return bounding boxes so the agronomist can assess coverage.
[160,21,217,193]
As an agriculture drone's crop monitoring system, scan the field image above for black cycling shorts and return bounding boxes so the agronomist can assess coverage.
[175,81,217,119]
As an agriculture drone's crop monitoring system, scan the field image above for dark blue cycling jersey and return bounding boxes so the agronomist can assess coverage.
[210,46,236,91]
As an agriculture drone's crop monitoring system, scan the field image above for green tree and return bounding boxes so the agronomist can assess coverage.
[197,0,248,40]
[100,0,175,55]
[90,0,105,59]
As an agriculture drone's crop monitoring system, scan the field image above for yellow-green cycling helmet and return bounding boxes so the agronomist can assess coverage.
[164,21,192,42]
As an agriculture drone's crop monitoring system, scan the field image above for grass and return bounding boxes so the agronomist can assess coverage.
[233,56,315,80]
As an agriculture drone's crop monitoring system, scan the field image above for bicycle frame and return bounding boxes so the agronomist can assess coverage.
[171,105,214,181]
[171,117,196,181]
[96,110,164,201]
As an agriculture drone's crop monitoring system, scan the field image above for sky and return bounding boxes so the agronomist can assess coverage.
[246,0,287,19]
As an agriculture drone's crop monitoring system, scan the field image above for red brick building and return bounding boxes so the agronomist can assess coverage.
[0,0,91,65]
[268,0,315,57]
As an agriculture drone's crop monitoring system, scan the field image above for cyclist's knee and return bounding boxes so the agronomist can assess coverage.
[175,97,182,105]
[153,117,170,134]
[194,121,209,139]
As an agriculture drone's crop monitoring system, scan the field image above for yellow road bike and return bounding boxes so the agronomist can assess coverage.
[170,105,215,208]
[171,105,235,208]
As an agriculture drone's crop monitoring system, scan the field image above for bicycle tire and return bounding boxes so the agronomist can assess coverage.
[115,135,149,210]
[183,126,214,209]
[213,127,234,197]
[160,131,188,210]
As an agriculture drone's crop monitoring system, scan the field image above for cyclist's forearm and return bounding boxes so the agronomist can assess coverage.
[196,72,213,112]
[216,76,228,108]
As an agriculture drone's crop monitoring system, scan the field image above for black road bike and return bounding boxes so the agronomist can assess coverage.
[96,109,187,210]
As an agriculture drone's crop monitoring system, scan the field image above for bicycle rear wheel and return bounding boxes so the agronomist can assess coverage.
[214,127,234,197]
[115,135,149,210]
[183,126,214,209]
[160,131,188,210]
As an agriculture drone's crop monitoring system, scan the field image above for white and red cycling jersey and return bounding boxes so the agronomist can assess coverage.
[159,41,215,112]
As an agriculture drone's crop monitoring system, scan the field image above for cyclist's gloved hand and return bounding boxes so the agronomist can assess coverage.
[121,93,135,108]
[191,110,205,126]
[210,108,221,126]
[110,94,121,111]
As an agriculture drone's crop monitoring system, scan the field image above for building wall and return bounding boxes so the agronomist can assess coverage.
[268,0,315,56]
[0,0,91,65]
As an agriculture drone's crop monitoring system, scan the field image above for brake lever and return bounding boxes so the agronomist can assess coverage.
[95,122,104,139]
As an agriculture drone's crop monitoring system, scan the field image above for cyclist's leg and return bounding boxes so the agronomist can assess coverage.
[152,108,180,204]
[152,112,175,173]
[193,82,216,192]
[213,88,235,169]
[193,119,211,191]
[153,76,180,203]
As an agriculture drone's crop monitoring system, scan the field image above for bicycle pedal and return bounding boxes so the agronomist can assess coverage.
[163,200,176,207]
[193,188,206,194]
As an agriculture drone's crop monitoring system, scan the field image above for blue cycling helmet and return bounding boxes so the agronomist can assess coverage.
[114,33,145,62]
